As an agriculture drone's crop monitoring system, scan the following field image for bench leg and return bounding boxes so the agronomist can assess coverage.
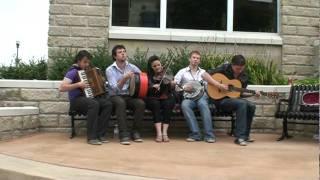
[277,117,292,141]
[228,115,235,136]
[70,116,76,139]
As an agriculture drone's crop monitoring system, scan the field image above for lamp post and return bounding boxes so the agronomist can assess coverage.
[16,41,20,66]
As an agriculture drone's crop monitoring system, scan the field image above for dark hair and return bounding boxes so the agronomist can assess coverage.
[147,55,160,77]
[112,44,126,61]
[231,55,246,66]
[189,50,201,58]
[74,50,92,63]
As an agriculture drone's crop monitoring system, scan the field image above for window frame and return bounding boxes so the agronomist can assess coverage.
[109,0,282,45]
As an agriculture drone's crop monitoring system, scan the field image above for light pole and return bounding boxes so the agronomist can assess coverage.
[16,41,20,66]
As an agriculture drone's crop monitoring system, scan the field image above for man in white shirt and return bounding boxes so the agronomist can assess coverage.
[174,50,228,143]
[106,45,145,145]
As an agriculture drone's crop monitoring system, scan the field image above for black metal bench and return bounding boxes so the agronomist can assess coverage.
[275,85,319,141]
[69,105,235,139]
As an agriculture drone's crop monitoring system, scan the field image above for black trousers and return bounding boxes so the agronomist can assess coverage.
[70,96,113,140]
[110,95,145,138]
[145,96,175,124]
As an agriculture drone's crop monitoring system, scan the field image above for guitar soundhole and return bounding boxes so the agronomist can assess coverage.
[228,85,234,91]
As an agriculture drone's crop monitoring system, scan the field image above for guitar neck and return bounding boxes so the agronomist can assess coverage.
[231,87,267,96]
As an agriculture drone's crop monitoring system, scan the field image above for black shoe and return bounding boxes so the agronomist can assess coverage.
[87,139,102,145]
[99,136,109,143]
[132,132,143,142]
[120,137,131,145]
[234,138,247,146]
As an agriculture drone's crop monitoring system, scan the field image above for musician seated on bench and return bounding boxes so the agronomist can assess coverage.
[208,55,260,146]
[106,45,145,145]
[174,50,228,143]
[59,50,113,145]
[145,55,176,143]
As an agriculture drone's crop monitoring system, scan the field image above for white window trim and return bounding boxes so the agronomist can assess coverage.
[109,0,282,45]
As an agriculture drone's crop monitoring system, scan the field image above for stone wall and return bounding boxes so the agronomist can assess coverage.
[281,0,320,79]
[48,0,110,59]
[0,80,317,137]
[48,0,319,80]
[0,107,39,141]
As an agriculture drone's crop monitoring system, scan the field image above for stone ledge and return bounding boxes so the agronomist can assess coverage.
[0,80,60,89]
[0,107,39,117]
[0,80,291,93]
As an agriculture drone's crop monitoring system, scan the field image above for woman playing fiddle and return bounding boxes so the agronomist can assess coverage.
[145,55,176,142]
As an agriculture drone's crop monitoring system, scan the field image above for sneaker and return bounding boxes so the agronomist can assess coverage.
[88,139,102,145]
[186,137,200,142]
[132,132,143,143]
[234,138,247,146]
[120,137,131,145]
[205,138,216,143]
[99,137,109,143]
[245,137,255,143]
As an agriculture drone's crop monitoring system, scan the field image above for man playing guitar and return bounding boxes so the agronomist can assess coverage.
[208,55,260,146]
[174,51,228,143]
[106,45,145,145]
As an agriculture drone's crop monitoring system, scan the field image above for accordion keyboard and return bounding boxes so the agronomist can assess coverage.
[78,70,94,98]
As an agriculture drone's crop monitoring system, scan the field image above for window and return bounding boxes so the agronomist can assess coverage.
[111,0,278,33]
[234,0,278,32]
[167,0,227,30]
[112,0,160,28]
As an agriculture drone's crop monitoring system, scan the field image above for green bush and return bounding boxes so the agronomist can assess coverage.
[2,45,287,85]
[295,78,319,85]
[48,46,113,80]
[0,58,47,80]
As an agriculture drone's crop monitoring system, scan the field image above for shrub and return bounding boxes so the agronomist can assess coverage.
[2,45,286,85]
[295,78,319,85]
[0,58,47,80]
[48,46,113,80]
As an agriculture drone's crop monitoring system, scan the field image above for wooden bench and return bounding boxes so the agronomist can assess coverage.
[69,104,235,139]
[275,85,319,141]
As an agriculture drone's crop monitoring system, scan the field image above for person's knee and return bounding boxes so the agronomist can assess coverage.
[181,100,191,110]
[135,99,145,109]
[112,97,126,108]
[88,100,99,109]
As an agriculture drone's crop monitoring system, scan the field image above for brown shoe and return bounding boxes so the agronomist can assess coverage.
[163,135,170,142]
[155,135,163,143]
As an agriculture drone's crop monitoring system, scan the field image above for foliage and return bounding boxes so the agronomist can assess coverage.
[295,78,319,85]
[48,46,113,80]
[2,45,288,85]
[0,58,47,80]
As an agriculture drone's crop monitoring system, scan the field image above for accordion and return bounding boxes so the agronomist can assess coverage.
[78,67,107,98]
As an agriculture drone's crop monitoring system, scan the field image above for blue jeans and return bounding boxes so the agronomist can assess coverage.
[219,98,256,139]
[181,94,214,140]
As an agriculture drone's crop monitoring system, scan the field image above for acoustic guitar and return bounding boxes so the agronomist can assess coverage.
[207,73,279,100]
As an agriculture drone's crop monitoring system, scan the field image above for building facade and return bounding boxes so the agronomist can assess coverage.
[48,0,319,79]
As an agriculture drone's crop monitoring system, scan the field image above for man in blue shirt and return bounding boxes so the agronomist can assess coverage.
[106,45,145,145]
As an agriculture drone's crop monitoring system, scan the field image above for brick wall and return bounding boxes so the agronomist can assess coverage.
[48,0,110,59]
[281,0,320,79]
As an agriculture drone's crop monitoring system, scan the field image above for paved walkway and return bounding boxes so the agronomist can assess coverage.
[0,133,317,180]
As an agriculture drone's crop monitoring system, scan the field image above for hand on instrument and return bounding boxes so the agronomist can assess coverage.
[183,84,194,92]
[153,84,160,91]
[77,82,89,89]
[255,90,261,97]
[218,84,229,91]
[124,71,134,80]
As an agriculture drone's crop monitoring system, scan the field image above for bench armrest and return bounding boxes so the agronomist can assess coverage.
[276,99,289,113]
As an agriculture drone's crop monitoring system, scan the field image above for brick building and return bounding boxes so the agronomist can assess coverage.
[48,0,319,79]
